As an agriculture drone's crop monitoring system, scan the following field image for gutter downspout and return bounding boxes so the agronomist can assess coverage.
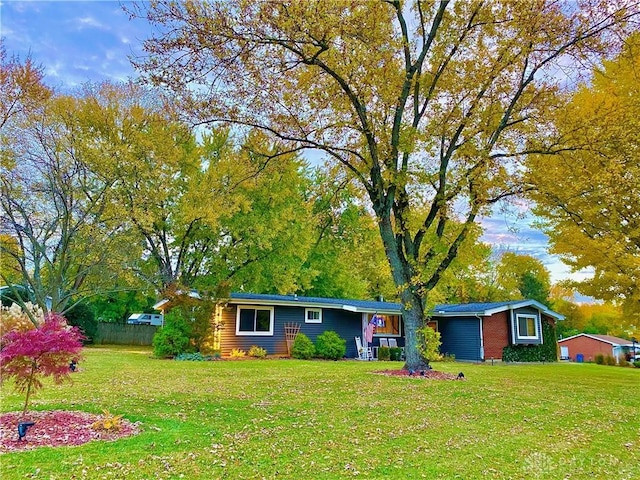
[509,306,515,344]
[476,314,484,361]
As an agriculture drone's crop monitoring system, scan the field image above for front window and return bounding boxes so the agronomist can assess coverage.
[516,314,538,339]
[305,308,322,324]
[236,306,274,336]
[369,314,401,336]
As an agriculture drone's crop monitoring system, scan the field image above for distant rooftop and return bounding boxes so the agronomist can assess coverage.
[559,333,635,346]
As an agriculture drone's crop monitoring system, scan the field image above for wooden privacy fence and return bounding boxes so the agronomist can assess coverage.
[94,323,158,346]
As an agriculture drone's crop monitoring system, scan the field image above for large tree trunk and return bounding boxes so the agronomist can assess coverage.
[399,291,431,371]
[377,214,430,370]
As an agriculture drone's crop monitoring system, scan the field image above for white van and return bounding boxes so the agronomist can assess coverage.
[127,313,164,326]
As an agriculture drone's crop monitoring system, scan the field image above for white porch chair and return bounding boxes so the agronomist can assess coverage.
[355,336,373,361]
[380,338,390,348]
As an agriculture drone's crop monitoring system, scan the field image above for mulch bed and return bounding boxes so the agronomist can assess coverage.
[0,410,141,453]
[374,369,464,380]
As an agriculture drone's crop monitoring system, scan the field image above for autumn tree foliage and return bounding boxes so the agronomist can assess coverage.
[1,54,389,318]
[528,33,640,328]
[303,168,396,300]
[551,288,639,340]
[0,45,52,131]
[0,78,143,314]
[189,132,316,295]
[0,234,23,286]
[132,0,639,369]
[496,253,551,306]
[0,312,84,414]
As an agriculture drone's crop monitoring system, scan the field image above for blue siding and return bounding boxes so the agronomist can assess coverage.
[220,305,282,354]
[220,304,362,357]
[308,309,362,358]
[438,317,482,361]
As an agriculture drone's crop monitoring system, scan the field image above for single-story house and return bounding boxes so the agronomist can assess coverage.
[217,293,402,359]
[558,334,638,363]
[155,293,564,361]
[432,300,564,361]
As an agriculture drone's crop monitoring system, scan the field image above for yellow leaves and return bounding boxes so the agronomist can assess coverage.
[0,234,23,285]
[528,33,640,313]
[91,410,124,433]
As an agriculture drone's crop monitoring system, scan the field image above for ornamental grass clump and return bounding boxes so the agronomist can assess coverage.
[0,312,84,414]
[0,302,42,343]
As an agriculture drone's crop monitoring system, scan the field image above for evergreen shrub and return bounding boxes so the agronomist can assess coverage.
[378,346,390,361]
[315,330,346,360]
[65,302,97,344]
[152,327,190,358]
[389,347,403,361]
[291,333,315,359]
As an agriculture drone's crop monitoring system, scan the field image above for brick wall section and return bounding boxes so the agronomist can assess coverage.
[482,311,510,360]
[558,336,614,362]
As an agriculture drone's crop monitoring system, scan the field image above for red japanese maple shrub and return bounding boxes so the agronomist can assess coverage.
[0,313,84,414]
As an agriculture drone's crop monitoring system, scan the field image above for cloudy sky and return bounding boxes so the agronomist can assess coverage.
[1,0,588,284]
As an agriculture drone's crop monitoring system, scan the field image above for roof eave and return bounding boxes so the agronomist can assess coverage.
[484,300,565,320]
[433,300,565,320]
[433,311,487,317]
[226,297,400,315]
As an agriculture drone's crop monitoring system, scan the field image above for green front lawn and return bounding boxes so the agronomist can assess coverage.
[1,346,638,479]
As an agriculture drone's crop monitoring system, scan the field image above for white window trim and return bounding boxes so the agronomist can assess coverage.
[236,306,274,336]
[305,307,322,324]
[516,314,539,340]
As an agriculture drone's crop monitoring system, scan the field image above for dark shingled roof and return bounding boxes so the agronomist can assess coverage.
[230,292,402,313]
[434,301,526,313]
[157,292,564,319]
[433,299,564,320]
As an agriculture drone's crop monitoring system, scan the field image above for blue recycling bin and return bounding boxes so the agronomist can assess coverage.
[576,353,584,363]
